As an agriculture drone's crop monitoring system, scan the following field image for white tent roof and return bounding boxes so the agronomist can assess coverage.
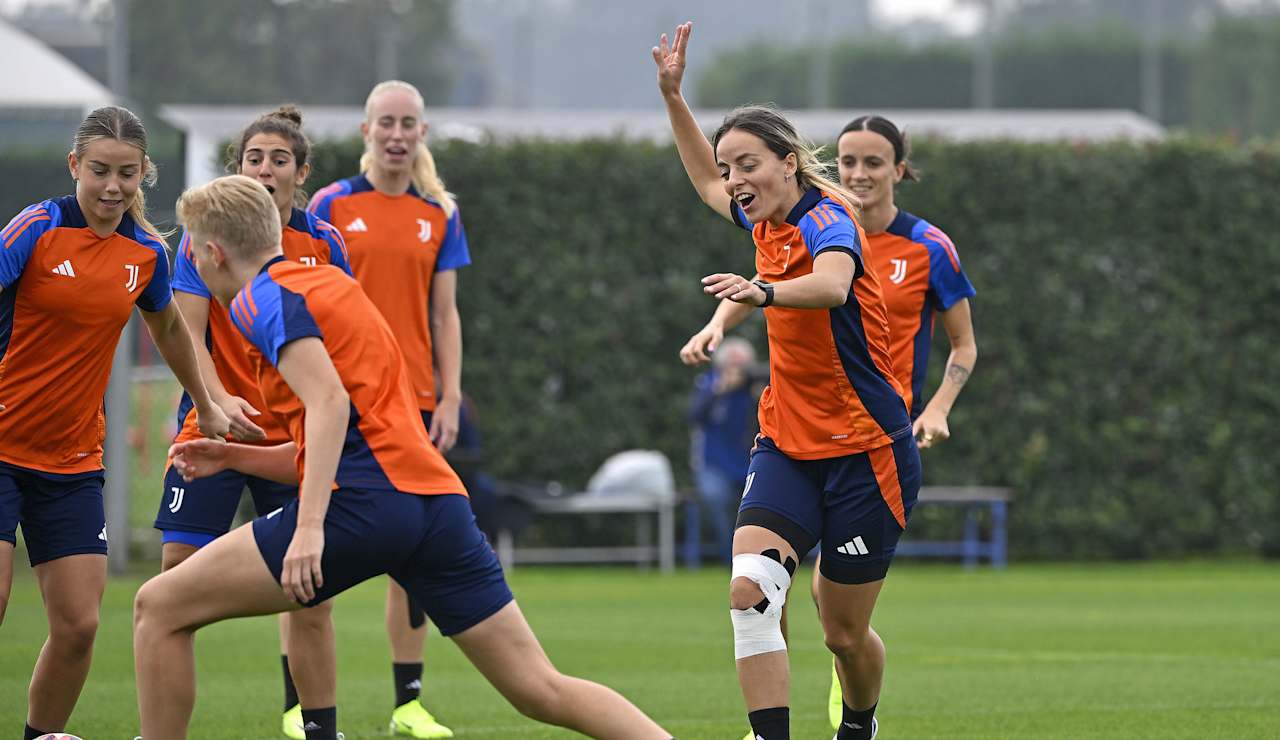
[0,18,112,109]
[160,104,1165,189]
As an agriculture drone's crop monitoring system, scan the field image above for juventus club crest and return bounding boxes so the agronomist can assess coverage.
[888,258,908,284]
[416,218,432,243]
[124,264,140,293]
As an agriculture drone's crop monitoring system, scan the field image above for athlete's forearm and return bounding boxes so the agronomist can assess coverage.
[662,91,728,212]
[295,393,348,528]
[707,295,756,333]
[144,304,216,409]
[768,271,852,309]
[222,442,300,485]
[921,343,976,418]
[430,302,463,404]
[173,294,233,404]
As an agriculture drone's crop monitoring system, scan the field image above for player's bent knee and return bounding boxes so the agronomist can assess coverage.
[729,552,794,659]
[502,670,569,723]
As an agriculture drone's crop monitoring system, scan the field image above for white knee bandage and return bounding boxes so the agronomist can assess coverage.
[729,553,793,659]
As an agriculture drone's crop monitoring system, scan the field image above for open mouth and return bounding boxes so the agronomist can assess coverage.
[262,184,276,194]
[99,198,123,209]
[385,145,408,157]
[735,192,756,210]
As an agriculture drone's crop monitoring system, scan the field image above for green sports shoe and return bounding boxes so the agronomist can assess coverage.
[390,700,454,739]
[282,704,305,740]
[829,659,842,730]
[742,731,755,740]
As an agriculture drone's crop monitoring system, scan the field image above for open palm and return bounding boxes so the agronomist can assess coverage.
[652,22,692,97]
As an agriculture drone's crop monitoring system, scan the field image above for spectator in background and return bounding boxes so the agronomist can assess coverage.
[686,337,760,567]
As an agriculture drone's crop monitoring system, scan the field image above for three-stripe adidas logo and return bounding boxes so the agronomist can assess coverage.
[51,259,76,277]
[836,536,869,556]
[345,217,368,232]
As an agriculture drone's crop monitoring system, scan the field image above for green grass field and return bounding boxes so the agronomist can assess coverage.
[2,562,1277,738]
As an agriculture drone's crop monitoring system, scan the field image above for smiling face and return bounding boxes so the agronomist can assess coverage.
[837,129,904,215]
[715,128,797,225]
[68,138,146,233]
[240,132,308,216]
[361,87,427,176]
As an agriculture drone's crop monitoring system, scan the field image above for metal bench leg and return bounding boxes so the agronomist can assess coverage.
[963,506,979,569]
[660,501,676,573]
[992,501,1008,569]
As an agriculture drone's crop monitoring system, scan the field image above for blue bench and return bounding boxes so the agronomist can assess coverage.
[897,486,1012,568]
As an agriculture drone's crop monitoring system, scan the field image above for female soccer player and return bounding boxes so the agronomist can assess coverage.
[309,79,466,739]
[836,115,977,448]
[133,174,673,740]
[0,105,229,740]
[151,105,351,739]
[657,23,921,740]
[809,115,981,731]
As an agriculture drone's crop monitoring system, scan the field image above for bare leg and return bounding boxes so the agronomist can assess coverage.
[0,540,13,626]
[134,524,297,738]
[26,554,106,731]
[386,578,428,661]
[284,600,337,708]
[451,601,669,739]
[817,575,886,711]
[730,525,797,712]
[160,541,199,572]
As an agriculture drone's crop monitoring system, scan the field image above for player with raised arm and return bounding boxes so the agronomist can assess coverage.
[656,23,920,740]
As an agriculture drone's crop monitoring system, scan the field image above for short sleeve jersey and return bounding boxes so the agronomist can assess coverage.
[169,208,351,447]
[308,175,470,412]
[0,196,171,472]
[731,188,910,459]
[229,258,464,495]
[867,210,976,418]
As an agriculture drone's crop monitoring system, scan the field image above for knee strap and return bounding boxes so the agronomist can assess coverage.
[729,553,792,659]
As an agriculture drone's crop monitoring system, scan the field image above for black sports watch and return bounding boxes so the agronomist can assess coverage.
[752,279,774,308]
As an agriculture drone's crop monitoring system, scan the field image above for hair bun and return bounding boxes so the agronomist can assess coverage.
[273,105,303,127]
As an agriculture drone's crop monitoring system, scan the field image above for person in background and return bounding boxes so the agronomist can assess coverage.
[686,337,760,567]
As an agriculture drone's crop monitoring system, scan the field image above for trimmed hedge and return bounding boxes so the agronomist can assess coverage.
[3,135,1275,559]
[310,136,1279,560]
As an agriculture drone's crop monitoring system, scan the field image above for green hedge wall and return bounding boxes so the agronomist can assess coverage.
[306,135,1279,560]
[5,135,1276,560]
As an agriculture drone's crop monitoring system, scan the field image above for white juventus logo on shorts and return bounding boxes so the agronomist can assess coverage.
[416,218,432,243]
[889,259,908,284]
[299,256,318,266]
[741,472,756,499]
[124,264,140,292]
[168,486,185,514]
[837,536,869,556]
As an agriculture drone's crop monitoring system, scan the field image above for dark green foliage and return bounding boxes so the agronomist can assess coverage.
[304,135,1279,560]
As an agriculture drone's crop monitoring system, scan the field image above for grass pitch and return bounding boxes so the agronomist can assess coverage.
[2,561,1277,738]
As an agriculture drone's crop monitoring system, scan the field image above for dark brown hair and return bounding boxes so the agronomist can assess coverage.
[840,115,919,182]
[227,105,313,206]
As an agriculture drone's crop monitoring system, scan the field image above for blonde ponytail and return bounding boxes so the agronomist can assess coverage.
[72,107,171,246]
[361,80,456,218]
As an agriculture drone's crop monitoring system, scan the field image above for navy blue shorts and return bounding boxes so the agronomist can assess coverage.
[154,464,296,548]
[253,490,512,636]
[0,461,108,566]
[737,434,921,584]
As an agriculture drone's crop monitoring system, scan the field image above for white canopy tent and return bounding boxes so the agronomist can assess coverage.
[0,18,112,111]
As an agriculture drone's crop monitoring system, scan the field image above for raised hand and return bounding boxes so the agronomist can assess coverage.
[652,22,692,98]
[169,438,231,481]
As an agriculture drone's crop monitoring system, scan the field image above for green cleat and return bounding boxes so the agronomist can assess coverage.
[282,704,305,740]
[829,658,842,730]
[742,731,755,740]
[390,700,454,739]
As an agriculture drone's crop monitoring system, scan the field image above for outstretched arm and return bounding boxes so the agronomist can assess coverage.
[654,22,734,221]
[173,292,266,441]
[140,301,230,440]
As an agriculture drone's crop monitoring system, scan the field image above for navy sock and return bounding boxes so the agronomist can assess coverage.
[24,724,52,740]
[836,701,876,740]
[301,706,337,740]
[393,661,423,707]
[283,655,300,711]
[747,706,789,739]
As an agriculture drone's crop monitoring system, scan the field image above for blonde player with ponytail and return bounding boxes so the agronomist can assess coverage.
[308,80,467,740]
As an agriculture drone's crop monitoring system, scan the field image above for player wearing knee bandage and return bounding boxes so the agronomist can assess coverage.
[730,551,794,659]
